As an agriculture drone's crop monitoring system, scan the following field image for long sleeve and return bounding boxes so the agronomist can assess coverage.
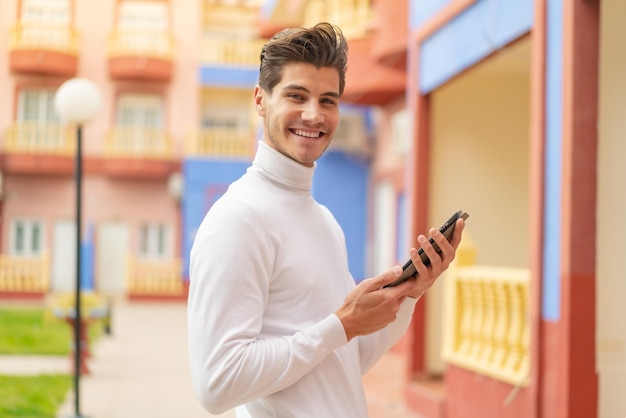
[187,200,348,414]
[357,297,417,374]
[187,141,414,418]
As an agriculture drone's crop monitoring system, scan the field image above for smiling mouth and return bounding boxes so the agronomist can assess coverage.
[292,129,324,139]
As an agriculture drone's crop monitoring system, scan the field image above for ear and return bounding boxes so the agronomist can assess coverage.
[254,86,265,117]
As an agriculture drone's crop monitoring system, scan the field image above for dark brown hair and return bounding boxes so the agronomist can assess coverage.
[259,22,348,95]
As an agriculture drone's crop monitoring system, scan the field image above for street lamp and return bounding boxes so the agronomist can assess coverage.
[54,78,102,418]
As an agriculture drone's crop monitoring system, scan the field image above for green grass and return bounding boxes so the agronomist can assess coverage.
[0,374,71,418]
[0,307,106,417]
[0,307,104,355]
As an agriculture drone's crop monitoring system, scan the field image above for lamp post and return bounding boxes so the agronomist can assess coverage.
[54,78,102,418]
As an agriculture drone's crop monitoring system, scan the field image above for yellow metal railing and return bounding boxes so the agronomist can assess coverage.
[303,0,373,39]
[0,252,50,293]
[126,256,183,296]
[108,28,174,59]
[202,1,262,30]
[201,37,266,67]
[105,126,173,158]
[9,22,79,53]
[4,122,75,155]
[442,242,530,387]
[186,128,256,158]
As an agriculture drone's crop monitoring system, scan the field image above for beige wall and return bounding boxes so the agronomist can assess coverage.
[3,176,179,255]
[169,0,201,154]
[426,41,530,372]
[597,0,626,416]
[430,56,530,268]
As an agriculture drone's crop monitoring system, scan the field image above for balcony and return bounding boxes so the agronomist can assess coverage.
[2,122,75,175]
[199,37,264,88]
[9,23,79,76]
[202,37,265,67]
[185,127,256,159]
[370,0,408,70]
[443,245,530,387]
[126,256,186,300]
[0,253,50,298]
[101,126,179,179]
[107,28,174,82]
[342,36,407,105]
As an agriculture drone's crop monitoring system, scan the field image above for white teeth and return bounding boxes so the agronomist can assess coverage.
[294,129,320,138]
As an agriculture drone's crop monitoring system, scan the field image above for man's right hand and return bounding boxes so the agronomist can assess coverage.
[334,266,414,341]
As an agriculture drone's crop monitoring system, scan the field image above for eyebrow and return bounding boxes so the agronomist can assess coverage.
[283,84,340,99]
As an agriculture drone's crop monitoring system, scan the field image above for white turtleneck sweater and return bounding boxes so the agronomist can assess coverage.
[187,141,417,418]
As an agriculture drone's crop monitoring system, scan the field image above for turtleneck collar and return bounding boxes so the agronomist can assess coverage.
[252,140,316,191]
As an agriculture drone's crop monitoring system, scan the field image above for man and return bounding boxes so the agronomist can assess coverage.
[187,22,464,417]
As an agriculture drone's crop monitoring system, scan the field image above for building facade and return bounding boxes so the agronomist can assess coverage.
[0,0,372,301]
[262,0,624,417]
[1,0,624,417]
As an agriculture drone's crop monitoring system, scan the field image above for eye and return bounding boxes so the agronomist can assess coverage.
[287,93,305,101]
[321,98,338,106]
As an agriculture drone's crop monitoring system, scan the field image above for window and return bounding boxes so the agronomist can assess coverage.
[139,223,169,259]
[115,94,164,152]
[116,1,169,54]
[20,0,71,48]
[201,89,250,131]
[10,219,45,257]
[119,1,167,30]
[15,89,62,148]
[117,94,163,128]
[18,90,59,123]
[201,107,249,130]
[21,0,70,24]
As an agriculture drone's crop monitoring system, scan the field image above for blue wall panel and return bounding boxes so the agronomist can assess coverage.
[410,0,455,30]
[418,0,533,93]
[314,152,370,282]
[199,67,259,89]
[182,152,370,283]
[81,223,95,290]
[182,158,251,279]
[542,0,563,321]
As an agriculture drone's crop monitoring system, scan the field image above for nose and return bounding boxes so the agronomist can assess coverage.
[301,101,324,125]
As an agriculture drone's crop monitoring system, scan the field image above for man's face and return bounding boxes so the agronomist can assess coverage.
[254,62,341,167]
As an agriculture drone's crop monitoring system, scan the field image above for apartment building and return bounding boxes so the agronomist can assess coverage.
[0,0,373,301]
[0,0,195,299]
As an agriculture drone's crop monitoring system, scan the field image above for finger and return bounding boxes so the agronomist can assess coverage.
[430,227,453,264]
[411,236,431,277]
[421,233,442,269]
[449,218,465,249]
[364,265,403,290]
